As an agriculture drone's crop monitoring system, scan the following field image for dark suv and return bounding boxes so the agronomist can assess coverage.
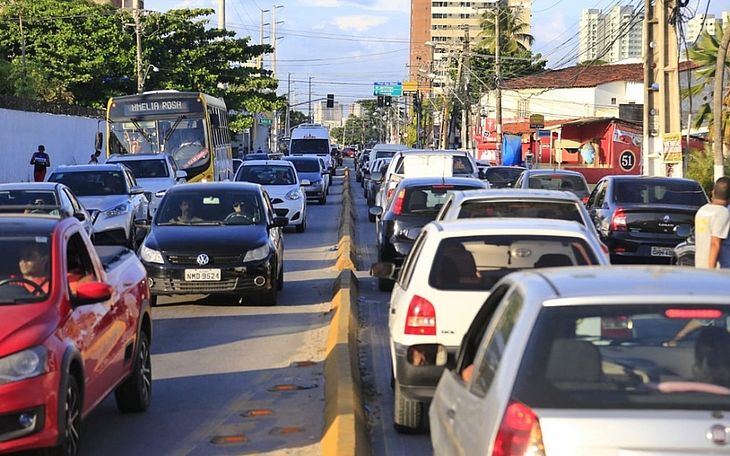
[585,176,707,263]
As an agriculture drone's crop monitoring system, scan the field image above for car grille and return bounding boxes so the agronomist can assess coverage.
[166,254,243,266]
[274,208,288,217]
[271,198,284,204]
[154,278,266,293]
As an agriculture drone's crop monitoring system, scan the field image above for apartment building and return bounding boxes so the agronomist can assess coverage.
[410,0,531,91]
[578,5,642,64]
[313,101,344,130]
[686,12,730,44]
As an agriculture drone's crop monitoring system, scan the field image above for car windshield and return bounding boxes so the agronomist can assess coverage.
[50,171,128,196]
[289,159,320,173]
[528,174,588,193]
[114,159,169,179]
[156,191,263,226]
[429,235,599,291]
[399,184,481,215]
[458,200,584,225]
[236,166,296,186]
[0,236,52,303]
[613,180,707,206]
[512,304,730,410]
[484,168,524,186]
[291,139,329,154]
[0,190,60,215]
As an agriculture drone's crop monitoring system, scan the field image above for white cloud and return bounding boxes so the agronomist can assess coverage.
[333,15,389,32]
[367,0,409,13]
[303,0,345,6]
[172,0,216,9]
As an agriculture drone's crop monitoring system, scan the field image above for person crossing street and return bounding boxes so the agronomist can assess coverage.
[30,145,51,182]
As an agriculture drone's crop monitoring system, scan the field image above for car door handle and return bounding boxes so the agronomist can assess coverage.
[446,408,456,419]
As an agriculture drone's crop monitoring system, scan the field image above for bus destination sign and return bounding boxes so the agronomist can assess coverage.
[113,98,204,117]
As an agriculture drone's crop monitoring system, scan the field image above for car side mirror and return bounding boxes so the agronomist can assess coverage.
[271,216,289,228]
[370,262,396,280]
[674,224,692,239]
[131,186,145,195]
[369,206,383,217]
[73,212,86,222]
[72,282,112,306]
[300,179,311,186]
[135,218,151,229]
[175,170,188,180]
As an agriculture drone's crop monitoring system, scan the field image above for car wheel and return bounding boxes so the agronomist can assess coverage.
[296,218,306,233]
[114,331,152,413]
[378,277,394,292]
[260,280,278,306]
[393,380,425,432]
[277,263,284,291]
[46,375,82,456]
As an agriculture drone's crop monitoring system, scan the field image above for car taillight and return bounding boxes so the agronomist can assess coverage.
[493,401,545,456]
[392,189,406,215]
[610,207,627,231]
[665,309,722,319]
[404,295,436,335]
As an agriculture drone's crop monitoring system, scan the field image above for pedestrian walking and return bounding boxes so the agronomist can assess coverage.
[694,177,730,269]
[30,145,51,182]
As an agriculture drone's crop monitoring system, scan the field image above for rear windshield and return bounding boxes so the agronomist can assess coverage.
[375,151,397,159]
[428,235,598,291]
[50,171,128,196]
[512,305,730,410]
[613,180,707,206]
[236,165,296,185]
[288,159,320,173]
[458,200,585,225]
[290,139,329,154]
[484,167,524,186]
[528,174,588,193]
[400,185,480,215]
[395,156,474,175]
[114,159,169,179]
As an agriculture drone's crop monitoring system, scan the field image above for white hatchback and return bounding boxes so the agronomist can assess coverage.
[235,160,308,232]
[430,266,730,456]
[371,218,609,431]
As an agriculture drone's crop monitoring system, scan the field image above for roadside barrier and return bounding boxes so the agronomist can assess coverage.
[322,167,371,455]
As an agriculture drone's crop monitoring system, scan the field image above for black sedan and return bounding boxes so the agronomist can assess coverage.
[585,176,707,264]
[138,182,288,305]
[369,176,489,290]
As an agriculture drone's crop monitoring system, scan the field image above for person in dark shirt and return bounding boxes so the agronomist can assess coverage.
[30,145,51,182]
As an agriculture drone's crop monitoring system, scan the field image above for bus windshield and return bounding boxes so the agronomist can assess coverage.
[108,117,209,173]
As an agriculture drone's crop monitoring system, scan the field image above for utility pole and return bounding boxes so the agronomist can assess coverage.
[271,5,282,153]
[308,77,313,123]
[494,0,503,163]
[134,0,144,93]
[643,0,681,177]
[461,26,470,153]
[217,0,225,29]
[712,26,730,181]
[440,53,453,148]
[286,73,291,135]
[258,9,269,69]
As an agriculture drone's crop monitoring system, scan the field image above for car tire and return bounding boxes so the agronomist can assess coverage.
[46,375,82,456]
[114,330,152,413]
[368,212,376,223]
[277,264,284,291]
[260,280,278,306]
[296,218,306,233]
[393,380,425,432]
[378,277,394,292]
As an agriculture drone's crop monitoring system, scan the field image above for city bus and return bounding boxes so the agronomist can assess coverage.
[106,91,233,182]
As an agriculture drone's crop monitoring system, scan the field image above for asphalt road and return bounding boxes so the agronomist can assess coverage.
[351,165,433,455]
[78,171,344,455]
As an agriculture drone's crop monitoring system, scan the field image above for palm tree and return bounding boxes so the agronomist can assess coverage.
[478,6,534,55]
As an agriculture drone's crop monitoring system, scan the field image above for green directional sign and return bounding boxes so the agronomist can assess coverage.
[258,118,272,126]
[373,82,403,97]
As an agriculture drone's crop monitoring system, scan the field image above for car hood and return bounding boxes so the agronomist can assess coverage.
[146,225,270,253]
[0,302,58,357]
[263,185,299,198]
[134,178,174,193]
[78,195,130,212]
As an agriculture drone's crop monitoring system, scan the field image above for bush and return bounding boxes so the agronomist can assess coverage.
[686,145,730,195]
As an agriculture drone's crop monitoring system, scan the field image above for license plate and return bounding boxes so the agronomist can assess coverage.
[651,247,674,257]
[184,269,221,281]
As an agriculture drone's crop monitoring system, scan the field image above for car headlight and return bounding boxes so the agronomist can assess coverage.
[154,190,166,198]
[0,346,48,385]
[140,244,164,264]
[105,203,130,217]
[286,189,301,200]
[244,244,269,262]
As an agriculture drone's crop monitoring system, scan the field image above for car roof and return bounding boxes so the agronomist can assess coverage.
[431,217,591,236]
[285,156,319,161]
[398,149,472,157]
[107,154,169,162]
[527,266,730,302]
[53,164,128,172]
[523,168,585,177]
[397,176,486,187]
[449,189,581,203]
[599,175,702,184]
[241,160,295,168]
[372,144,409,151]
[0,182,63,191]
[167,182,262,193]
[0,216,62,236]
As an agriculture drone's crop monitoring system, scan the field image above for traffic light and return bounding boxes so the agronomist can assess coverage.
[385,96,392,107]
[377,95,385,107]
[326,93,334,108]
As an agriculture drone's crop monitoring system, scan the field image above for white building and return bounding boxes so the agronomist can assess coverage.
[313,101,344,129]
[578,6,643,64]
[685,12,730,44]
[348,102,364,118]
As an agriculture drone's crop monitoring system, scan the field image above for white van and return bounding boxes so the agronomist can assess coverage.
[289,124,334,183]
[367,144,409,166]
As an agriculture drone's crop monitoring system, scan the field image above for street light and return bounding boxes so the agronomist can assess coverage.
[140,64,159,92]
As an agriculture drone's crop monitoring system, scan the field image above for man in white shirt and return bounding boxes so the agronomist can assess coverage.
[694,177,730,269]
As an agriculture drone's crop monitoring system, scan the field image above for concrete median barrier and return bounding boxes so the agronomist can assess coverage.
[322,166,370,456]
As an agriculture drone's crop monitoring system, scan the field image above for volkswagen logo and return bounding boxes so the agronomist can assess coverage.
[663,215,671,223]
[196,254,210,266]
[707,424,730,446]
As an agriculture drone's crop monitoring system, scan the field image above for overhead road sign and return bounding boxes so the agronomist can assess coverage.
[373,82,403,97]
[402,81,418,93]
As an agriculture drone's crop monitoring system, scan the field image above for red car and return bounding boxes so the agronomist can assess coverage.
[0,215,152,455]
[342,147,356,158]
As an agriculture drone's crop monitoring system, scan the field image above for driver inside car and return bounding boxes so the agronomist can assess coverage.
[226,199,257,224]
[14,244,50,295]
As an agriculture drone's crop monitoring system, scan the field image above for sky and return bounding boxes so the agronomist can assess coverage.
[146,0,723,108]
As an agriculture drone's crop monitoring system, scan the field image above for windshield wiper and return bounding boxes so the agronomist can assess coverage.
[130,119,154,144]
[161,115,186,150]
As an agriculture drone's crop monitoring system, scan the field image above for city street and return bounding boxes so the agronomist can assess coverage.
[79,174,345,455]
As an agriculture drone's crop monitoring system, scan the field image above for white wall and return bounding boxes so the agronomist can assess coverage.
[0,108,103,183]
[496,87,598,120]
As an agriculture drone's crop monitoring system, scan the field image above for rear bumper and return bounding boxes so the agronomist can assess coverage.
[393,343,458,401]
[606,233,681,263]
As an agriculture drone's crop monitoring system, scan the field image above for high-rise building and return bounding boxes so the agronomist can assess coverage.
[348,102,364,118]
[314,101,344,130]
[411,0,531,91]
[578,5,642,64]
[686,14,721,44]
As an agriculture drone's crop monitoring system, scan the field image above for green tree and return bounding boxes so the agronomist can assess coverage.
[478,7,534,54]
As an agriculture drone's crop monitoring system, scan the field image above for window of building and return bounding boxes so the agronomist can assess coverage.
[611,97,617,105]
[517,99,530,118]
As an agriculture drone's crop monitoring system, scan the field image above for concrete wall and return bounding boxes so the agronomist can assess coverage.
[0,108,103,183]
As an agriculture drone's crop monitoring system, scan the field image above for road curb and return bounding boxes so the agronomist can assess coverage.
[322,167,371,456]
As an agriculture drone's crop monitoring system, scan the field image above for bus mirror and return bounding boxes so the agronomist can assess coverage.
[95,132,103,152]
